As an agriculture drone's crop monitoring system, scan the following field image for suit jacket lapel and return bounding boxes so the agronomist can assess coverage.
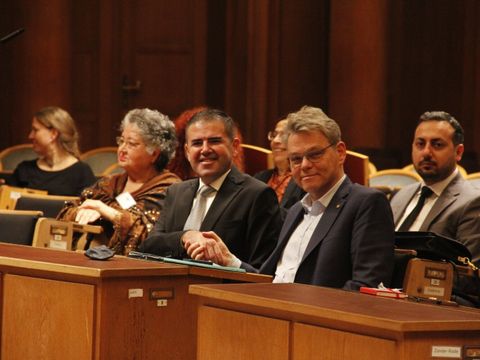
[200,168,243,230]
[391,184,420,225]
[300,178,351,262]
[420,176,461,230]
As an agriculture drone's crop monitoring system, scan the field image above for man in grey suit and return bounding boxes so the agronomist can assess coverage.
[390,111,480,264]
[187,106,395,290]
[139,109,282,269]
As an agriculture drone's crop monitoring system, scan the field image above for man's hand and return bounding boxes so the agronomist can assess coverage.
[186,231,235,266]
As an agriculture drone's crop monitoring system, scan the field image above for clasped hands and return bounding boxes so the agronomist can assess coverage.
[182,230,233,266]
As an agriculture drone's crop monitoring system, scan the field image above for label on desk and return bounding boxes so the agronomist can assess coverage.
[431,346,461,358]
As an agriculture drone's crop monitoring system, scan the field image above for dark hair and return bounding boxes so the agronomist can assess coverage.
[186,108,236,141]
[419,111,464,146]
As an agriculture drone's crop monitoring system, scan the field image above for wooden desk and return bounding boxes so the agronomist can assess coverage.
[0,243,270,360]
[189,283,480,360]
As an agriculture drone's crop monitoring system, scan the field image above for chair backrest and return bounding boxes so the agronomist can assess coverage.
[0,185,48,210]
[102,162,124,176]
[466,172,480,189]
[32,218,103,251]
[0,210,43,245]
[14,193,79,218]
[80,147,118,176]
[240,144,274,176]
[369,169,422,188]
[403,163,468,178]
[0,144,37,172]
[344,150,369,186]
[32,218,74,250]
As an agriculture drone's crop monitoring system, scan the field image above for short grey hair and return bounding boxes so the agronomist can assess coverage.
[285,105,341,144]
[120,108,177,171]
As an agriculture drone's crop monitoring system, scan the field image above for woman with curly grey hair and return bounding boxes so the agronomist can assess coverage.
[57,108,181,254]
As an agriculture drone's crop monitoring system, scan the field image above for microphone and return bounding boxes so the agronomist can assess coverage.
[0,28,25,44]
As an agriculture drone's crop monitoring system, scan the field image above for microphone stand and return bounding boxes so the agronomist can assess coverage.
[0,28,25,44]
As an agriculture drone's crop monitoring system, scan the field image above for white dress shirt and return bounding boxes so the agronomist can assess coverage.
[273,175,346,283]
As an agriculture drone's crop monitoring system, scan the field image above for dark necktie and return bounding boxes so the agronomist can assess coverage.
[398,186,433,231]
[183,185,216,230]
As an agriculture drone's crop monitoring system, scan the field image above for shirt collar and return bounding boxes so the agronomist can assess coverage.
[198,169,231,193]
[301,174,346,213]
[423,168,458,197]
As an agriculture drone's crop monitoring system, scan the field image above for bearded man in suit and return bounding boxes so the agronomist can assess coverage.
[390,111,480,265]
[187,106,395,290]
[139,108,282,269]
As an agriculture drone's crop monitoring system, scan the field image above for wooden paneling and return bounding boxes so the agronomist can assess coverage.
[0,0,479,171]
[293,323,396,360]
[2,274,94,360]
[197,306,289,360]
[387,0,480,168]
[329,0,388,149]
[0,0,72,148]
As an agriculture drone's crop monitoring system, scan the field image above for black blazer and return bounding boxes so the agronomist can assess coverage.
[254,169,305,209]
[140,167,282,269]
[252,177,395,290]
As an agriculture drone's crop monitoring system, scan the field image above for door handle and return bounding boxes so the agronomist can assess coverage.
[122,77,142,92]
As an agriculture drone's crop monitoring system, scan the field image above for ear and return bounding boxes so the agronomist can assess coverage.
[336,141,347,165]
[231,137,241,157]
[151,149,160,163]
[184,142,191,163]
[455,143,464,162]
[50,128,59,142]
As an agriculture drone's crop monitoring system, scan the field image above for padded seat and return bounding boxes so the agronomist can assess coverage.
[0,210,43,245]
[0,144,37,173]
[80,147,118,177]
[14,193,79,218]
[240,144,273,176]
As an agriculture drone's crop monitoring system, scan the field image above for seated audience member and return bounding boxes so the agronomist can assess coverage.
[8,106,96,196]
[255,118,305,210]
[390,111,480,264]
[139,108,282,269]
[57,108,181,255]
[168,106,245,179]
[187,106,395,290]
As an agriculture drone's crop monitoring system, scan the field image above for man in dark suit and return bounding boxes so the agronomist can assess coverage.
[139,109,282,269]
[390,111,480,264]
[187,106,395,290]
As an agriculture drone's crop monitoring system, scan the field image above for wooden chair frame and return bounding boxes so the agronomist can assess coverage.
[0,185,47,210]
[0,144,36,173]
[80,146,118,176]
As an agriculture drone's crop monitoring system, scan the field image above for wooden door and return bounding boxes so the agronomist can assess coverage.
[118,0,207,120]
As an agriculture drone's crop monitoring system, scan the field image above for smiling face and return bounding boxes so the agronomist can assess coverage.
[117,123,159,175]
[28,117,57,156]
[288,130,345,201]
[412,120,463,185]
[270,119,289,168]
[185,119,239,184]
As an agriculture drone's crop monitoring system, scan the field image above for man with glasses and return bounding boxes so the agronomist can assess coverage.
[139,108,282,269]
[187,106,395,290]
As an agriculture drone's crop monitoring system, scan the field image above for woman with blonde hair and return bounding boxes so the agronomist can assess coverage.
[8,106,96,195]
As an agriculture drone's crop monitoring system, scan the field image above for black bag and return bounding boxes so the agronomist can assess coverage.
[395,231,480,307]
[395,231,472,265]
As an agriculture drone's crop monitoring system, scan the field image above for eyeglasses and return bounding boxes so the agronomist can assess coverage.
[288,144,334,167]
[267,131,285,141]
[116,136,142,150]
